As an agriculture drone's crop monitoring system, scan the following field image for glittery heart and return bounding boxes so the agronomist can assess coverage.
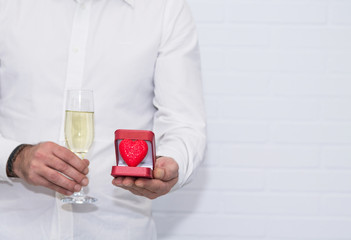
[119,139,148,167]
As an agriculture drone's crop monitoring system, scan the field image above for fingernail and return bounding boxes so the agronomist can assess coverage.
[83,167,89,175]
[74,184,82,192]
[155,168,165,179]
[113,178,122,186]
[135,181,144,188]
[81,178,89,186]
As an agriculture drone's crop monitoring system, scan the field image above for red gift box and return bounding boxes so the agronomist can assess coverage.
[111,129,156,178]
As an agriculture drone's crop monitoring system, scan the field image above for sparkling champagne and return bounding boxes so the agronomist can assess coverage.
[65,110,94,156]
[62,89,97,204]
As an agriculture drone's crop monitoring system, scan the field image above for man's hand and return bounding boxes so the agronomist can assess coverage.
[13,142,89,196]
[112,157,179,199]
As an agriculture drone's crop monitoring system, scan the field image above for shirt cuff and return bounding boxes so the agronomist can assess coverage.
[0,137,22,182]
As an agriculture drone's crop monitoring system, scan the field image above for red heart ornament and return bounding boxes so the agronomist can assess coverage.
[119,139,148,167]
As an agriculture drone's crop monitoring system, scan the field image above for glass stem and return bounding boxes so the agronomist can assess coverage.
[76,152,86,159]
[72,189,85,197]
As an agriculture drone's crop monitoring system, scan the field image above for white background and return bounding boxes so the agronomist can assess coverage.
[153,0,351,239]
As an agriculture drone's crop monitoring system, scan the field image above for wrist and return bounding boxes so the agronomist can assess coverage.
[6,144,32,178]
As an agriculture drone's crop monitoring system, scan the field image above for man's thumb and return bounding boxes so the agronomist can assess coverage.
[154,168,165,180]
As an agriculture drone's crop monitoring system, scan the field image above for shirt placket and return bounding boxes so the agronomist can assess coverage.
[55,1,93,239]
[59,0,92,143]
[65,0,92,90]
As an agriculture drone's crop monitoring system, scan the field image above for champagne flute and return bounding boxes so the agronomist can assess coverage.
[61,89,97,204]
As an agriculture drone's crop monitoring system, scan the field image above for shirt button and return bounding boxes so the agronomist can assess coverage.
[73,48,79,53]
[81,3,86,9]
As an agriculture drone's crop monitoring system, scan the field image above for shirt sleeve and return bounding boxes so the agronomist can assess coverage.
[153,0,206,190]
[0,134,22,182]
[0,1,22,182]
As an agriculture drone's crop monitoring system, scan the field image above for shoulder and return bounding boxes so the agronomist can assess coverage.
[0,0,8,28]
[132,0,191,24]
[134,0,188,11]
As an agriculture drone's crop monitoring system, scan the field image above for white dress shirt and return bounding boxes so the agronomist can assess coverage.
[0,0,206,239]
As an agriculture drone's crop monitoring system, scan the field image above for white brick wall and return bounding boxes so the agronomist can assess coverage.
[153,0,351,239]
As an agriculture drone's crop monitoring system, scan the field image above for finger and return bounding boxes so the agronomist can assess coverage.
[154,158,179,182]
[46,155,89,186]
[112,177,130,187]
[132,189,158,199]
[38,167,82,193]
[52,144,89,173]
[82,159,90,175]
[112,177,124,186]
[128,183,160,199]
[113,177,177,199]
[112,177,137,188]
[112,178,145,196]
[118,185,144,197]
[134,179,158,193]
[35,175,74,196]
[153,167,178,182]
[121,177,137,187]
[135,177,178,195]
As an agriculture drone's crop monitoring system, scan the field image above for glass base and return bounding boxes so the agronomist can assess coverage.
[61,195,97,204]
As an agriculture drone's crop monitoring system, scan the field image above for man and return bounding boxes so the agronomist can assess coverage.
[0,0,206,239]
